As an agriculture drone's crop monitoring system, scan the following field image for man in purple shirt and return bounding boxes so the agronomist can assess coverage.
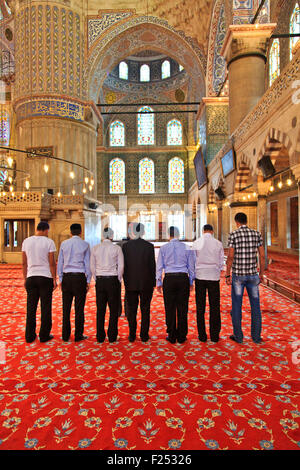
[156,226,195,344]
[57,223,91,342]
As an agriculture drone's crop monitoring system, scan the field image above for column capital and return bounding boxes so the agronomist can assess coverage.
[197,96,229,120]
[221,23,277,66]
[291,164,300,181]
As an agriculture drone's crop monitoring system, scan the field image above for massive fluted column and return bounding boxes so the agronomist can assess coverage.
[221,24,276,134]
[12,0,99,197]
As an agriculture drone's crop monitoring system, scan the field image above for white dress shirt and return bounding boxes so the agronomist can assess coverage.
[192,233,224,281]
[90,239,124,282]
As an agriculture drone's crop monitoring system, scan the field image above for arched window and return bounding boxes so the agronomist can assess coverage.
[290,3,300,60]
[119,61,128,80]
[179,64,184,71]
[109,158,125,194]
[161,60,171,79]
[167,119,182,145]
[137,106,154,145]
[110,120,125,147]
[269,38,280,86]
[139,157,154,193]
[140,64,150,82]
[168,157,184,193]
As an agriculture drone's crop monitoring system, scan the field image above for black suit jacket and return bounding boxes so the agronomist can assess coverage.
[122,238,156,291]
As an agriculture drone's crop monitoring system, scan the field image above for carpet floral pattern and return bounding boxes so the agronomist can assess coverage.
[0,265,300,450]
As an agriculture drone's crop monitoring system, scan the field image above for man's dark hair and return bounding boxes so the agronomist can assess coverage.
[103,226,114,239]
[70,223,82,236]
[168,226,180,238]
[203,224,213,232]
[37,221,50,232]
[234,212,247,224]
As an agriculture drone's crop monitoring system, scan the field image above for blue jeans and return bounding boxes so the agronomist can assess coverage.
[231,274,262,343]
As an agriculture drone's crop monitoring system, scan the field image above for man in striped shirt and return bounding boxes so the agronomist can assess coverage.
[225,212,265,344]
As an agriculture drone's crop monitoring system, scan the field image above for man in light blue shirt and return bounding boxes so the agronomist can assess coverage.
[156,226,195,344]
[57,223,91,342]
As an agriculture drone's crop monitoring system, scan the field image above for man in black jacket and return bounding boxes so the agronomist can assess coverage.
[122,223,156,342]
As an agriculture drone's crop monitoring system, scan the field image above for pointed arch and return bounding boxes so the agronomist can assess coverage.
[290,3,300,59]
[109,158,125,194]
[167,119,182,145]
[137,106,154,145]
[139,157,154,194]
[168,157,184,193]
[110,120,125,147]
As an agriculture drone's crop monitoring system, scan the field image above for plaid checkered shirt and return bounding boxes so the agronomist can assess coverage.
[228,225,263,276]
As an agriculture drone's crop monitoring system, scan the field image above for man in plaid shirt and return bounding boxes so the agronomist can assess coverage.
[225,212,265,344]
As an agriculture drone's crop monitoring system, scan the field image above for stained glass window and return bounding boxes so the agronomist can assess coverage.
[140,64,150,82]
[0,169,7,187]
[269,39,280,86]
[0,110,10,146]
[167,119,182,145]
[119,61,128,80]
[161,60,171,79]
[137,106,154,145]
[290,3,300,60]
[139,157,154,194]
[109,158,125,194]
[110,120,125,147]
[168,157,184,193]
[179,64,184,71]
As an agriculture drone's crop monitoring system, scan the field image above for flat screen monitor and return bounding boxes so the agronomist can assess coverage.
[221,148,235,177]
[194,148,207,189]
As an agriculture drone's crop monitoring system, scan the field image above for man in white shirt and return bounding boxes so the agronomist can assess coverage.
[192,224,224,343]
[22,221,57,343]
[90,227,124,343]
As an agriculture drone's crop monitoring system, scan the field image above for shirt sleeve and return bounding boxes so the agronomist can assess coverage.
[228,232,235,248]
[257,232,263,247]
[84,245,92,283]
[57,246,64,283]
[219,244,225,271]
[156,248,164,287]
[187,247,196,285]
[117,246,124,282]
[21,239,26,252]
[49,239,56,252]
[90,247,96,281]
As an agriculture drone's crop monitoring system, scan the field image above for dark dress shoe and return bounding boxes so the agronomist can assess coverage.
[166,336,176,344]
[75,335,88,342]
[128,336,136,343]
[40,335,54,343]
[229,335,243,344]
[177,338,187,344]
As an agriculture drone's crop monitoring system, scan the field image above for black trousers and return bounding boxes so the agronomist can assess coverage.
[62,273,87,341]
[195,279,221,342]
[126,288,154,341]
[163,273,190,343]
[25,276,54,343]
[96,276,121,342]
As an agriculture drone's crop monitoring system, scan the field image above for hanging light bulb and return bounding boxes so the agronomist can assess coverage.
[82,187,87,194]
[253,192,257,197]
[72,188,76,196]
[57,191,62,198]
[44,164,49,173]
[287,177,292,186]
[25,180,30,190]
[84,176,89,184]
[90,179,94,186]
[88,185,92,191]
[269,184,274,192]
[8,176,12,183]
[22,193,25,198]
[9,185,14,192]
[70,170,75,179]
[278,179,283,189]
[7,156,13,167]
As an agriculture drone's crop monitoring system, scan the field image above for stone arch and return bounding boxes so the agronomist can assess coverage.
[234,155,254,193]
[85,16,206,103]
[257,128,295,172]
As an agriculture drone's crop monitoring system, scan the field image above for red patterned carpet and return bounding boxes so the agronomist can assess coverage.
[0,264,300,451]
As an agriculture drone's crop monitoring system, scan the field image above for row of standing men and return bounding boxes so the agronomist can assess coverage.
[22,212,265,345]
